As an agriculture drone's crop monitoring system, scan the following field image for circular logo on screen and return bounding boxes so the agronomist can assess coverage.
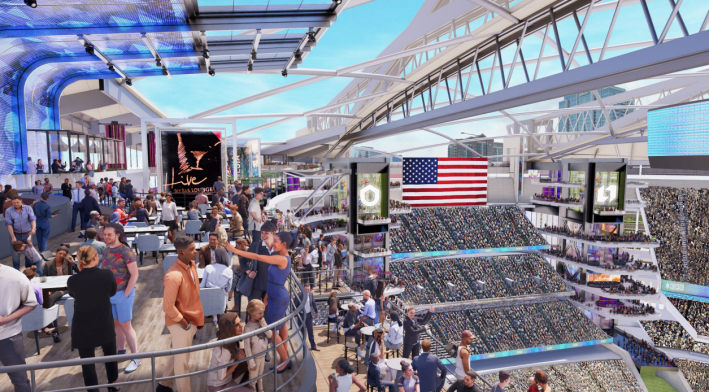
[359,184,380,207]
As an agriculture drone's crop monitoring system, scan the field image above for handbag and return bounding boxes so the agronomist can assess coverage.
[237,259,255,296]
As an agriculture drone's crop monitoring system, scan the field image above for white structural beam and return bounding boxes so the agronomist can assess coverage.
[465,0,519,23]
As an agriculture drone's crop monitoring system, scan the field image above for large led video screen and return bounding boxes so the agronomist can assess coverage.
[162,130,222,194]
[648,100,709,169]
[587,273,621,283]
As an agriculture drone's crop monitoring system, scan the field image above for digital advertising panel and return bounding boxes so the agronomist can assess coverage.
[162,130,222,194]
[648,99,709,169]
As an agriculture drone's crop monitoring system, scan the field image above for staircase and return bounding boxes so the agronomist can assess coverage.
[678,190,690,275]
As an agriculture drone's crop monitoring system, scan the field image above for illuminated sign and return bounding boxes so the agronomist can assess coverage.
[161,130,222,194]
[359,184,381,207]
[390,245,551,260]
[662,280,709,298]
[596,184,618,203]
[439,337,613,363]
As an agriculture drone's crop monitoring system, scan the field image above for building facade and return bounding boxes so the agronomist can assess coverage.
[448,135,503,161]
[558,87,635,132]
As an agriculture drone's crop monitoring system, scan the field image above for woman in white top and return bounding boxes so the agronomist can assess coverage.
[384,312,404,351]
[207,313,251,392]
[200,248,233,297]
[368,329,397,380]
[161,193,179,243]
[329,359,366,392]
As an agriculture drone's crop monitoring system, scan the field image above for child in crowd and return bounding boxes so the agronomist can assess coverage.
[243,299,272,392]
[13,240,43,273]
[527,376,537,392]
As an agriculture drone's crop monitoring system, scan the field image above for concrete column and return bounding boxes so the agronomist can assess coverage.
[141,119,150,192]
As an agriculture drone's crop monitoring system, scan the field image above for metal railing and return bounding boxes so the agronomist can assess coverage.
[294,267,352,292]
[0,272,310,392]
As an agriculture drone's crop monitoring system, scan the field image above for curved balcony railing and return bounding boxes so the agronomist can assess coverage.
[0,271,310,392]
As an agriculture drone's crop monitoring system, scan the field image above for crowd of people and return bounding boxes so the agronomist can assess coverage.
[677,359,709,392]
[427,301,608,356]
[640,187,687,283]
[388,255,567,305]
[641,320,709,354]
[539,225,655,244]
[389,206,546,254]
[531,194,583,204]
[614,330,675,367]
[669,297,709,336]
[595,276,657,296]
[478,360,643,392]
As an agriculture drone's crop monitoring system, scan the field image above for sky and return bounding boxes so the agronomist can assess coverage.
[134,0,709,158]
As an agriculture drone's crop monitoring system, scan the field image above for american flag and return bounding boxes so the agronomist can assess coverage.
[402,157,487,207]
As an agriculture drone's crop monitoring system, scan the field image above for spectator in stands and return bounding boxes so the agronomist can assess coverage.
[97,214,108,242]
[294,283,319,352]
[368,353,395,392]
[207,313,249,392]
[162,193,179,244]
[123,179,134,203]
[6,195,37,271]
[102,223,141,374]
[213,176,225,194]
[212,189,227,207]
[447,371,481,392]
[412,339,446,392]
[397,362,420,392]
[329,359,366,392]
[158,236,204,392]
[61,178,72,199]
[403,305,435,359]
[0,261,39,392]
[490,370,511,392]
[455,331,475,380]
[360,290,376,326]
[343,302,366,357]
[84,228,106,255]
[33,192,52,253]
[534,370,550,392]
[243,299,271,392]
[248,187,264,235]
[67,245,119,392]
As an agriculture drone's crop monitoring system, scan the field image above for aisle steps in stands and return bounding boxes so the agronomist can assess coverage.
[678,190,690,275]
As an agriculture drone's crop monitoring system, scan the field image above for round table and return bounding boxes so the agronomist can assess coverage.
[360,326,376,336]
[386,357,411,371]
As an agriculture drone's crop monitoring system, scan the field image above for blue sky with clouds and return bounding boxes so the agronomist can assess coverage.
[135,0,709,157]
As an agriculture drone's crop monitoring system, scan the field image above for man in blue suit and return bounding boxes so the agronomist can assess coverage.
[80,190,101,231]
[243,221,276,302]
[412,339,447,392]
[32,192,52,252]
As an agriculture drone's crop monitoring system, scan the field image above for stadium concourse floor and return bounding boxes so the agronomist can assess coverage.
[0,219,308,392]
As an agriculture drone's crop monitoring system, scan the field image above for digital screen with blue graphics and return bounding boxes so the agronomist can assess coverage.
[662,280,709,298]
[440,338,613,363]
[648,100,709,169]
[391,245,551,260]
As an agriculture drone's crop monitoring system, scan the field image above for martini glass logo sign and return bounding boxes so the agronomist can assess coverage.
[166,132,221,190]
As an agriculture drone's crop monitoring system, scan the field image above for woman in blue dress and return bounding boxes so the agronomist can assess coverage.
[227,231,295,373]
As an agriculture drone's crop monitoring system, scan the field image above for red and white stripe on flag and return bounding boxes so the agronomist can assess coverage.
[402,157,487,207]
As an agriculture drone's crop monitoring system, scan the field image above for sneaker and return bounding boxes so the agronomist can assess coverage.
[356,347,365,358]
[125,359,141,374]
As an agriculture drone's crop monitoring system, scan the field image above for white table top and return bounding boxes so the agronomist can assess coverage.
[128,216,157,222]
[360,326,376,336]
[32,275,70,290]
[123,226,169,233]
[386,358,411,371]
[341,303,363,311]
[160,240,236,252]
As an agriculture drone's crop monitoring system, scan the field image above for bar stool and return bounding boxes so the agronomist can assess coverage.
[343,336,360,374]
[327,317,341,343]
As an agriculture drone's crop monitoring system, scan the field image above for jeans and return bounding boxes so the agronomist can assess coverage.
[11,233,40,273]
[70,203,83,232]
[0,333,31,392]
[376,380,396,392]
[402,341,420,359]
[77,339,118,392]
[35,226,50,252]
[345,329,361,345]
[305,313,316,349]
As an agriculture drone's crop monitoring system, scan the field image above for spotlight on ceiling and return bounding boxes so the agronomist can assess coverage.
[281,69,288,78]
[202,50,210,60]
[208,68,216,77]
[108,64,115,73]
[307,32,316,42]
[156,58,162,67]
[332,0,342,4]
[294,51,302,60]
[125,79,132,86]
[162,66,169,76]
[247,63,253,72]
[84,44,95,56]
[24,0,37,8]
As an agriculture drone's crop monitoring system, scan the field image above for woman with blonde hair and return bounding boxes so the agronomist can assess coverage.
[67,245,119,392]
[243,299,272,392]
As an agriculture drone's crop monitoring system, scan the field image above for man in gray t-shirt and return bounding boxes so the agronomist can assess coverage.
[248,187,265,234]
[213,176,225,193]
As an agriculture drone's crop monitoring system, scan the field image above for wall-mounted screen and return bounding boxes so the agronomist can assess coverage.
[648,100,709,169]
[162,130,222,194]
[587,273,621,283]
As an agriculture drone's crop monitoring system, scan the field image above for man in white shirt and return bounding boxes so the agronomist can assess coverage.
[295,284,319,352]
[326,237,336,281]
[25,157,37,188]
[70,180,85,232]
[360,290,376,326]
[300,244,316,287]
[248,187,265,235]
[0,264,39,392]
[286,209,294,228]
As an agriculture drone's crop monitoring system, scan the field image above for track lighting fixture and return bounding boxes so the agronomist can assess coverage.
[294,51,302,60]
[251,51,257,61]
[307,32,316,42]
[162,66,168,76]
[247,63,253,72]
[24,0,37,8]
[203,50,210,60]
[125,79,132,86]
[332,0,342,4]
[156,58,162,67]
[281,69,288,77]
[108,64,115,72]
[84,44,94,55]
[208,68,216,77]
